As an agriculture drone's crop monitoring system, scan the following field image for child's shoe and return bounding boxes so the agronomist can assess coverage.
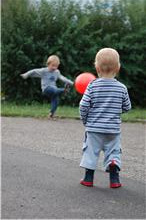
[48,112,54,118]
[64,83,71,94]
[109,160,122,188]
[48,112,56,120]
[48,112,58,120]
[80,169,94,187]
[80,179,93,187]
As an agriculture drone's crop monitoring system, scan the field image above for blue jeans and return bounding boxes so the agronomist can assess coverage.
[80,132,121,171]
[43,86,65,114]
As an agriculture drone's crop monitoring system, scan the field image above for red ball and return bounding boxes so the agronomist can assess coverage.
[75,72,96,94]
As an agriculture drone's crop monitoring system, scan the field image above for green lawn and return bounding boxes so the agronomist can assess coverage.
[1,102,146,122]
[1,102,79,118]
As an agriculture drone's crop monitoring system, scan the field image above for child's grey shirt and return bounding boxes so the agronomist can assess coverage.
[79,78,131,134]
[25,67,73,92]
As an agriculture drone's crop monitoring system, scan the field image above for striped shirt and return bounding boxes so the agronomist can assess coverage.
[79,78,131,134]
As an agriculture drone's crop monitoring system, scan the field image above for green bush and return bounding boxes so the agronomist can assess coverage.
[1,0,146,106]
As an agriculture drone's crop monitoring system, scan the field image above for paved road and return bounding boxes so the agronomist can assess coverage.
[1,117,146,219]
[2,117,146,182]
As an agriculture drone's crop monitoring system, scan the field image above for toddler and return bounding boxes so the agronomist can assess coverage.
[79,48,131,188]
[21,55,73,118]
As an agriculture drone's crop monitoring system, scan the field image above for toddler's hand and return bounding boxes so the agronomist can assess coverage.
[20,73,28,79]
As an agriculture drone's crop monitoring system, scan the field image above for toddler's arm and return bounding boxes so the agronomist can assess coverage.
[20,68,45,79]
[79,84,91,125]
[58,71,73,85]
[122,87,131,113]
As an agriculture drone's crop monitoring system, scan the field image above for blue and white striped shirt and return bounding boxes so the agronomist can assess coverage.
[79,78,131,134]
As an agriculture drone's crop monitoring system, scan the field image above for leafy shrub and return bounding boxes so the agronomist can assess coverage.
[1,0,146,107]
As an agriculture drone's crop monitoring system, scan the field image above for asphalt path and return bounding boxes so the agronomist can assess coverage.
[1,117,146,219]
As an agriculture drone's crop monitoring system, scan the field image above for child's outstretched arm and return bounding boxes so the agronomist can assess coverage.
[20,68,45,79]
[122,87,131,113]
[58,71,73,85]
[79,84,91,125]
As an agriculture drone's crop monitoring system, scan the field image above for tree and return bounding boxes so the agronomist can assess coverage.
[2,0,146,106]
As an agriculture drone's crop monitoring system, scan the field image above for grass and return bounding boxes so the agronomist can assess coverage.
[1,101,146,122]
[1,102,79,118]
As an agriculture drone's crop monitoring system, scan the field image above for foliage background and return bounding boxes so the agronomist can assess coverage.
[1,0,146,107]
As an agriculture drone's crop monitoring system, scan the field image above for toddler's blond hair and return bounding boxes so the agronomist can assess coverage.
[95,48,120,75]
[46,55,60,66]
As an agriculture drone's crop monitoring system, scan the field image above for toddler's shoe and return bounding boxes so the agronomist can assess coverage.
[48,112,54,118]
[109,160,122,188]
[48,112,59,120]
[80,168,94,187]
[80,179,93,187]
[64,83,71,94]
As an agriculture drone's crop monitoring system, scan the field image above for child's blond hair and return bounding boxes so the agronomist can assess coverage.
[46,55,60,66]
[95,48,120,75]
